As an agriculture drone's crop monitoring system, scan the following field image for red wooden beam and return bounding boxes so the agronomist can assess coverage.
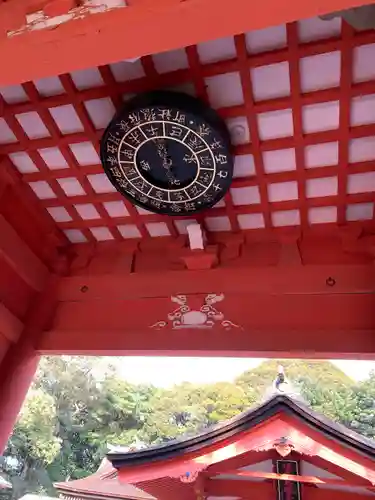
[56,264,375,301]
[0,303,23,343]
[218,470,375,488]
[0,215,48,291]
[207,450,274,474]
[303,456,373,486]
[39,292,375,357]
[305,489,374,500]
[0,0,372,87]
[205,480,273,498]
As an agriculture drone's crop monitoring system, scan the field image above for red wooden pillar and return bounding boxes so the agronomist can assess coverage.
[0,275,58,453]
[0,339,39,453]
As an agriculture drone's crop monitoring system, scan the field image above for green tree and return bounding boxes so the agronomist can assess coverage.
[3,356,375,500]
[4,389,60,498]
[348,372,375,438]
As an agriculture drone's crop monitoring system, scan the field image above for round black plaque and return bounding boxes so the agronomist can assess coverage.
[100,91,233,216]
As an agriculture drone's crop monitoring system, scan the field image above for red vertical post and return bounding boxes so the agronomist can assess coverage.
[0,339,39,453]
[0,275,58,453]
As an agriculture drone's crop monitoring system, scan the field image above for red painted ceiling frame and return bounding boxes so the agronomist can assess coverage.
[2,154,375,453]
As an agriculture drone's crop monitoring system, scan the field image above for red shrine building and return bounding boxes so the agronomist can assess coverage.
[0,0,375,461]
[104,394,375,500]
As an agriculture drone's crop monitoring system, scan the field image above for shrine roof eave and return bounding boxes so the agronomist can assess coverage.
[54,458,155,500]
[107,394,375,470]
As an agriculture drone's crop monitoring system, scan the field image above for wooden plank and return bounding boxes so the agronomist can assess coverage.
[220,470,375,488]
[0,0,372,86]
[0,215,48,291]
[0,302,23,343]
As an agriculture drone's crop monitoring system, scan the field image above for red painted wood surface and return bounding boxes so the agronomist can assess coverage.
[0,0,372,87]
[224,470,372,487]
[0,167,60,452]
[0,275,60,452]
[115,414,375,484]
[2,27,375,244]
[113,409,375,500]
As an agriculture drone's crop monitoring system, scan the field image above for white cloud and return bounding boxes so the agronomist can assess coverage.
[116,357,375,387]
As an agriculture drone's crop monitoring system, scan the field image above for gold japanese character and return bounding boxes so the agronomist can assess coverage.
[218,170,228,178]
[128,112,141,125]
[170,203,182,212]
[107,143,117,154]
[211,138,222,150]
[183,153,197,164]
[122,149,134,160]
[158,108,172,121]
[119,120,130,132]
[140,160,151,171]
[215,154,228,165]
[110,166,122,178]
[170,126,183,138]
[108,156,118,166]
[197,124,210,137]
[184,202,196,211]
[128,131,142,145]
[140,108,156,121]
[173,111,186,124]
[108,133,121,146]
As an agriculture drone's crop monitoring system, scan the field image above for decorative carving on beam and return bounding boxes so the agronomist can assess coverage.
[150,293,242,331]
[0,0,371,86]
[2,0,126,38]
[254,437,314,457]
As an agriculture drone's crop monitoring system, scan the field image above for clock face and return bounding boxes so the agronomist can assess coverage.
[100,91,233,216]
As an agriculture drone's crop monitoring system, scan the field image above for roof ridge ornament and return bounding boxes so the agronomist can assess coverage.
[274,365,288,393]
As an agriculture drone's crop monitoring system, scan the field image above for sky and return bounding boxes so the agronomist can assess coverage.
[117,357,375,387]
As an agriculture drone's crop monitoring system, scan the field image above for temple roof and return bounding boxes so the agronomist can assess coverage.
[54,458,155,500]
[108,394,375,469]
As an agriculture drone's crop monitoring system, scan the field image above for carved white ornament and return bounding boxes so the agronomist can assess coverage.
[150,293,241,330]
[255,437,315,457]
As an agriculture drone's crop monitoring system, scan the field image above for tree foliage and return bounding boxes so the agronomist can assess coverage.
[2,357,375,500]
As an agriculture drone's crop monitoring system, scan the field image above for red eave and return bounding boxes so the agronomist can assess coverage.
[109,396,375,486]
[55,460,155,500]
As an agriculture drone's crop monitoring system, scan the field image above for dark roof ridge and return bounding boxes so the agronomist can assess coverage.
[108,394,375,469]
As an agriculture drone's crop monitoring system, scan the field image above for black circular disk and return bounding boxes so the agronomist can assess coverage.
[100,91,233,216]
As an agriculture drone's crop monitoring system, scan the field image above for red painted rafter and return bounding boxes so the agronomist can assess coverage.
[337,22,354,225]
[235,33,272,228]
[287,22,308,227]
[303,455,373,486]
[209,470,374,488]
[206,449,274,474]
